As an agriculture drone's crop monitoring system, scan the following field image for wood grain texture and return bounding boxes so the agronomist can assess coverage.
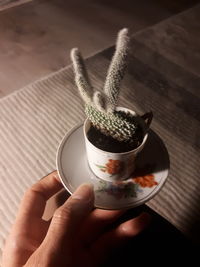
[0,0,199,97]
[0,0,32,11]
[0,6,200,258]
[101,6,200,241]
[0,2,200,263]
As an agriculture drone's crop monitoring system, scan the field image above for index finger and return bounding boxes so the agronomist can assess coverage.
[16,171,63,221]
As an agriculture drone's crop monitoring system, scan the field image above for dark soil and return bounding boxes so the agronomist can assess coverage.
[87,125,144,153]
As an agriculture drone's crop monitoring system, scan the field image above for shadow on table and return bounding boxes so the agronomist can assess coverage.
[103,205,198,266]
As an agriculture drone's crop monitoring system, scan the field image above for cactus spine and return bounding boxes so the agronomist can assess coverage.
[71,28,139,142]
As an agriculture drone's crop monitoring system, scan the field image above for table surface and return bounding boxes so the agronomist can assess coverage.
[0,5,200,257]
[45,4,200,242]
[136,7,200,240]
[0,0,198,98]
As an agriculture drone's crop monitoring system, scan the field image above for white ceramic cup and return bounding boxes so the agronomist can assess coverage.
[84,107,152,182]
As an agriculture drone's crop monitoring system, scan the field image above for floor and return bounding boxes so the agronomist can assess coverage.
[0,0,199,98]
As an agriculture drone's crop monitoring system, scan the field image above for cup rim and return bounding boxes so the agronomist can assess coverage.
[83,119,148,156]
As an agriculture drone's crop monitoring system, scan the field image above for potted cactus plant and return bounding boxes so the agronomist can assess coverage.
[71,28,153,182]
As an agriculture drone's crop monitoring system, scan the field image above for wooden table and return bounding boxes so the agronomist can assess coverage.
[0,0,198,97]
[44,4,200,244]
[0,5,199,262]
[118,5,200,242]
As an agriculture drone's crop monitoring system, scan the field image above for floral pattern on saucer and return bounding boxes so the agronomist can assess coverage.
[133,174,158,187]
[96,174,158,199]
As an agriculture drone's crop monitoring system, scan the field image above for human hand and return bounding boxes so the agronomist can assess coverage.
[2,171,151,267]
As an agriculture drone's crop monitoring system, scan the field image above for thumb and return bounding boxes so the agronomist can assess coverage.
[43,183,94,246]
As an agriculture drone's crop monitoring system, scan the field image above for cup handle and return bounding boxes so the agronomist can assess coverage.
[141,111,153,129]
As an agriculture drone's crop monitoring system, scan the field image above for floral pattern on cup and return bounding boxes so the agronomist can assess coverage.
[96,174,158,199]
[96,159,124,175]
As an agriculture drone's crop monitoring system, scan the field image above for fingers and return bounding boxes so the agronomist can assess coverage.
[78,206,146,245]
[117,212,151,237]
[17,171,63,221]
[9,171,62,251]
[42,183,94,249]
[79,209,125,245]
[91,212,151,263]
[2,171,64,267]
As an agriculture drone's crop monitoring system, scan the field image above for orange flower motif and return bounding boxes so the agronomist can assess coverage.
[96,159,124,175]
[105,159,123,175]
[133,174,157,188]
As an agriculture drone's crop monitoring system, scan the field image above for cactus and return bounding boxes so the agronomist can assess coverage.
[71,28,140,143]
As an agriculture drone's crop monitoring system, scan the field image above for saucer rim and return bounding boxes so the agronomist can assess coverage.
[56,123,169,210]
[56,122,83,196]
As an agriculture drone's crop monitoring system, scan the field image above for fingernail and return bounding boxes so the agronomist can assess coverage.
[72,183,94,202]
[120,212,152,235]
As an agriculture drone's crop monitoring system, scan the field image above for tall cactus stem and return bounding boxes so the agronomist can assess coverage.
[104,28,130,112]
[71,48,93,104]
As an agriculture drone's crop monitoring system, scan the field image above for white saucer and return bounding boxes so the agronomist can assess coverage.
[56,123,169,210]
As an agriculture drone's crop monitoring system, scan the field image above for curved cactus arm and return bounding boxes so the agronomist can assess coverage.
[71,48,93,104]
[85,105,137,142]
[93,91,106,112]
[104,28,130,112]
